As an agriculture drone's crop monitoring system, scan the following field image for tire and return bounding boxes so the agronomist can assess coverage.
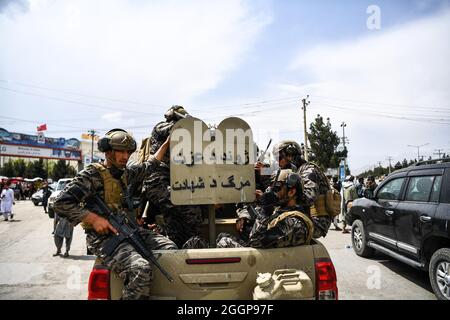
[429,248,450,300]
[33,202,39,206]
[351,219,375,258]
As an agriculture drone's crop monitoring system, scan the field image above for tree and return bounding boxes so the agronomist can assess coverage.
[32,159,47,179]
[402,158,408,168]
[0,161,15,177]
[13,159,27,177]
[307,115,343,170]
[51,160,77,181]
[394,161,402,170]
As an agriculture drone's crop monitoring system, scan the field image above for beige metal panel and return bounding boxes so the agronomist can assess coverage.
[170,117,255,205]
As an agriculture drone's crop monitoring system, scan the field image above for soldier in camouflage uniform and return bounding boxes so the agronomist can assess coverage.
[181,206,256,249]
[247,169,316,248]
[215,206,256,248]
[272,141,332,239]
[138,106,204,248]
[53,129,177,300]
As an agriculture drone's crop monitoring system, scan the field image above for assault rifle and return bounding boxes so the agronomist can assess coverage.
[257,138,272,164]
[94,195,174,282]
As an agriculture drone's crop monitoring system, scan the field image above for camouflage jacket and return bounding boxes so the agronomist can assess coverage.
[297,162,330,207]
[53,158,160,227]
[140,161,204,248]
[248,205,311,248]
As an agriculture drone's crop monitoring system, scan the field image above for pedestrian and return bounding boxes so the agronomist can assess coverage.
[41,182,53,214]
[331,176,342,231]
[364,175,378,198]
[341,175,358,233]
[53,128,177,300]
[1,182,15,221]
[356,177,365,198]
[53,213,74,257]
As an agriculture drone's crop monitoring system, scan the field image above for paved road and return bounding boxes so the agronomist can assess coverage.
[0,200,94,300]
[320,226,436,300]
[0,201,436,300]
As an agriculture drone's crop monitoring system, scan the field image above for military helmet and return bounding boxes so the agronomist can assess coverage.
[164,105,190,121]
[272,169,303,194]
[272,140,302,158]
[97,128,137,153]
[236,207,252,221]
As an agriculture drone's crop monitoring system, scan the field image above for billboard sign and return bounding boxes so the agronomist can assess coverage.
[170,117,256,205]
[0,128,81,161]
[0,143,82,161]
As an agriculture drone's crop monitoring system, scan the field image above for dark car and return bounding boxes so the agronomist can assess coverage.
[346,159,450,300]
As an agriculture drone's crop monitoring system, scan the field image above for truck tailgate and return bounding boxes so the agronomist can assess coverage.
[110,245,318,300]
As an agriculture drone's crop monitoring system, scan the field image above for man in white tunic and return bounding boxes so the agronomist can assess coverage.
[1,182,15,221]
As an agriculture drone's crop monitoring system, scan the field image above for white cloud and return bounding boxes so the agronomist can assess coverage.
[276,9,450,172]
[0,0,272,110]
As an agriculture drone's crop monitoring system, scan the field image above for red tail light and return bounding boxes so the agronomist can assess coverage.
[315,258,338,300]
[88,267,110,300]
[186,257,241,264]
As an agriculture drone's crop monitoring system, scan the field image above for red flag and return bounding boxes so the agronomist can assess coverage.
[37,124,47,131]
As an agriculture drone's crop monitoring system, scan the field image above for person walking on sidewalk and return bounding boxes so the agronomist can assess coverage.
[1,182,15,221]
[53,213,74,257]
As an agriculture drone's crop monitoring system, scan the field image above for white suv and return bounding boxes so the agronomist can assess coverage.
[47,178,73,218]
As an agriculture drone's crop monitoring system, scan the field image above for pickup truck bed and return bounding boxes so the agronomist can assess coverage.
[89,219,337,300]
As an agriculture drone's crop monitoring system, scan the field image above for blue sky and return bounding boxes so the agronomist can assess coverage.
[0,0,449,172]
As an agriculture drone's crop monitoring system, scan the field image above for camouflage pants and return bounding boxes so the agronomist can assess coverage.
[311,216,332,239]
[216,233,245,248]
[86,229,177,300]
[142,168,204,248]
[181,233,245,249]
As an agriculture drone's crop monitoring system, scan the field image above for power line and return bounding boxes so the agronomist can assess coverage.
[0,86,162,116]
[0,79,166,108]
[3,79,450,113]
[313,95,450,111]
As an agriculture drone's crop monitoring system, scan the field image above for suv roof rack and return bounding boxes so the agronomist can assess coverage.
[412,158,450,167]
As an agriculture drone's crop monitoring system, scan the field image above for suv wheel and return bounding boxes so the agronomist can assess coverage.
[48,208,55,219]
[429,248,450,300]
[351,219,375,258]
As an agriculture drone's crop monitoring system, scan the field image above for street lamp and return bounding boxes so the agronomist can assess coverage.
[407,143,429,162]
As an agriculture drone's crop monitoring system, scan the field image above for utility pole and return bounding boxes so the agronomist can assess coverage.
[434,149,444,159]
[301,95,310,161]
[386,156,393,175]
[408,143,429,162]
[88,129,98,164]
[340,122,347,174]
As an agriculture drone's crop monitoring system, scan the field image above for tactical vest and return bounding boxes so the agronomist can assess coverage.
[267,210,314,245]
[81,163,129,230]
[300,163,340,219]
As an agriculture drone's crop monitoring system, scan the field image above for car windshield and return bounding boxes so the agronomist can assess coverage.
[56,180,71,191]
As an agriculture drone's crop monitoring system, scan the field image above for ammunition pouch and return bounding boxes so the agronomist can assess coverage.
[310,190,341,218]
